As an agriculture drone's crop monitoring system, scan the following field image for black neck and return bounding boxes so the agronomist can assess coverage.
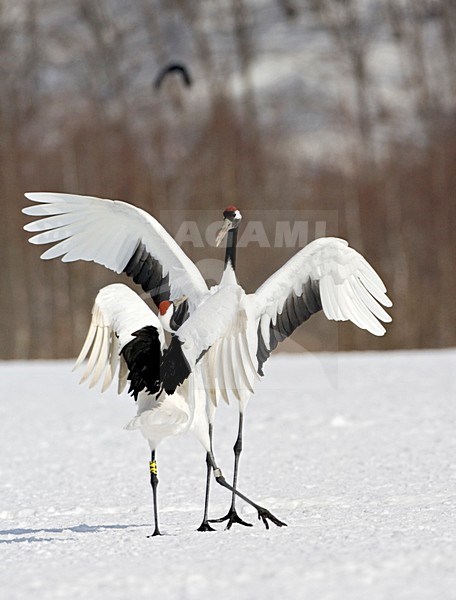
[224,228,238,271]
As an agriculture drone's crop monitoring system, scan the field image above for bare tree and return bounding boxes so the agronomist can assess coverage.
[1,0,456,357]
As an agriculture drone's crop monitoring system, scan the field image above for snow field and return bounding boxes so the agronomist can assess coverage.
[1,350,455,600]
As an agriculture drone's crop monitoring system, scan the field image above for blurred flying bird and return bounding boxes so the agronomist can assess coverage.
[154,63,192,90]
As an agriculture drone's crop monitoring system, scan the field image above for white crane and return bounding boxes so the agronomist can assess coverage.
[154,207,393,528]
[23,194,392,529]
[22,192,286,531]
[74,283,202,536]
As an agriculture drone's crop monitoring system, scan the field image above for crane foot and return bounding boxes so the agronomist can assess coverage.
[256,508,287,530]
[147,528,162,538]
[196,521,216,532]
[209,508,253,529]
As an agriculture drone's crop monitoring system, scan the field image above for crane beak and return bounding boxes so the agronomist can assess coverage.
[215,218,231,247]
[174,295,188,307]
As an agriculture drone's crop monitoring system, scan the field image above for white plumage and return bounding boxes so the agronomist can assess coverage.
[74,284,162,393]
[254,237,392,344]
[172,278,259,401]
[23,192,209,311]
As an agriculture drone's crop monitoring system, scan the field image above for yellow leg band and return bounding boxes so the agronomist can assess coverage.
[149,460,158,475]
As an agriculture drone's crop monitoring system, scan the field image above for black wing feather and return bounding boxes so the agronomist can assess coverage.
[257,279,323,375]
[123,241,171,308]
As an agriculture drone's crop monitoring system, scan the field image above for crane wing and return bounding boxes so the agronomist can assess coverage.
[74,283,165,395]
[160,284,259,399]
[254,237,392,374]
[23,192,209,311]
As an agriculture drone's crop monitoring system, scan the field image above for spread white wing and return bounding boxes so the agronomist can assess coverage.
[23,192,209,311]
[74,283,164,393]
[255,237,392,373]
[160,284,259,401]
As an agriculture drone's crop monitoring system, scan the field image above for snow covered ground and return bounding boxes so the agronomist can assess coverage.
[1,350,455,600]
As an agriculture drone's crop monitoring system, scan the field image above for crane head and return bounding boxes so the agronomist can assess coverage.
[216,206,242,247]
[158,296,188,332]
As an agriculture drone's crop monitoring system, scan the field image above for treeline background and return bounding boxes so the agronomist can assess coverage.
[1,0,455,359]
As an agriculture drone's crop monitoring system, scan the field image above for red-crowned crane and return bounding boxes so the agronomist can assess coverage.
[22,193,285,532]
[23,193,392,530]
[155,207,393,528]
[74,283,198,536]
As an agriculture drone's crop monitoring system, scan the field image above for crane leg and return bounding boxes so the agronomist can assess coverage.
[147,450,162,537]
[207,448,286,530]
[197,424,216,532]
[209,412,252,529]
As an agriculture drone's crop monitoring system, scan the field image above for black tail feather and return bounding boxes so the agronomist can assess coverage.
[121,326,162,400]
[160,336,191,395]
